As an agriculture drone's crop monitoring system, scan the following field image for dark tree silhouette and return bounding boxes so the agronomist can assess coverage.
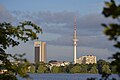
[102,0,120,78]
[0,21,42,80]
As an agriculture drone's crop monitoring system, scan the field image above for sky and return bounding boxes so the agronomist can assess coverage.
[0,0,120,62]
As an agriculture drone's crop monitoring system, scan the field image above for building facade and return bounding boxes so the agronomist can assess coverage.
[34,41,46,63]
[49,61,70,67]
[76,55,97,64]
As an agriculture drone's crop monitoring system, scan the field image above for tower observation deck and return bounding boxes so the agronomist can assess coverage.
[73,16,78,64]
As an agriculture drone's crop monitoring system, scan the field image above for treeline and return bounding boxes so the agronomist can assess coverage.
[29,59,118,74]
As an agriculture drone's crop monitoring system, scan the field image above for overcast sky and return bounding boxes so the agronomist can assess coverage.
[0,0,120,62]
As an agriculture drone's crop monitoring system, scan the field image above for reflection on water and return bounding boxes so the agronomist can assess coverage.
[18,74,119,80]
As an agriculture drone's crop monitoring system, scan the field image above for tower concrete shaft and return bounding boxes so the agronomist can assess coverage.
[73,16,78,64]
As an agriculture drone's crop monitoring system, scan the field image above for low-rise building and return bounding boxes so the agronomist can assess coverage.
[76,55,97,64]
[49,61,70,67]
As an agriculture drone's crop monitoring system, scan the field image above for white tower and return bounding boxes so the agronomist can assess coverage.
[73,16,78,64]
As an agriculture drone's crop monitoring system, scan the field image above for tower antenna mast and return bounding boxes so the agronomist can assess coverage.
[73,16,78,64]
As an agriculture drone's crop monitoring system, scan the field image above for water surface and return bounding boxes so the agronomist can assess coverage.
[18,74,119,80]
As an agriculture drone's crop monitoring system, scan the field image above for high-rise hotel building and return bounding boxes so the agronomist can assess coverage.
[34,41,46,63]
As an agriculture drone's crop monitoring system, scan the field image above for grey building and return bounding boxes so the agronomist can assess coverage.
[34,41,46,63]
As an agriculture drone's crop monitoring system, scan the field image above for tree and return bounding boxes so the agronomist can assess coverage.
[65,63,74,73]
[17,63,29,77]
[60,66,68,73]
[51,66,61,73]
[111,65,118,74]
[30,65,35,73]
[102,65,111,74]
[0,21,42,80]
[97,59,109,74]
[37,65,47,73]
[69,65,81,73]
[101,65,111,80]
[89,66,98,74]
[102,0,120,75]
[80,64,88,73]
[97,59,109,66]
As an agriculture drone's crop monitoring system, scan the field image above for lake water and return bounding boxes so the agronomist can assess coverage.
[18,74,120,80]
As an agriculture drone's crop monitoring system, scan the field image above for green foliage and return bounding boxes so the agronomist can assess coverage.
[111,65,118,74]
[102,0,120,74]
[0,21,42,79]
[0,21,42,49]
[37,65,47,73]
[80,64,88,73]
[70,65,81,73]
[60,66,67,73]
[87,64,96,71]
[89,66,98,74]
[17,64,28,77]
[102,0,120,19]
[65,64,74,73]
[51,66,61,73]
[21,62,118,74]
[97,59,110,74]
[30,65,35,73]
[102,65,111,74]
[0,74,17,80]
[97,59,109,66]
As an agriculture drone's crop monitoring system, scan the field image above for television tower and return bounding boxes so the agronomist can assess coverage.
[73,16,78,64]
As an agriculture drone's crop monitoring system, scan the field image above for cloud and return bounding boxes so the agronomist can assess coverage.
[11,11,117,51]
[5,10,118,62]
[47,35,115,50]
[0,5,15,22]
[11,11,79,34]
[11,11,118,35]
[46,45,114,62]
